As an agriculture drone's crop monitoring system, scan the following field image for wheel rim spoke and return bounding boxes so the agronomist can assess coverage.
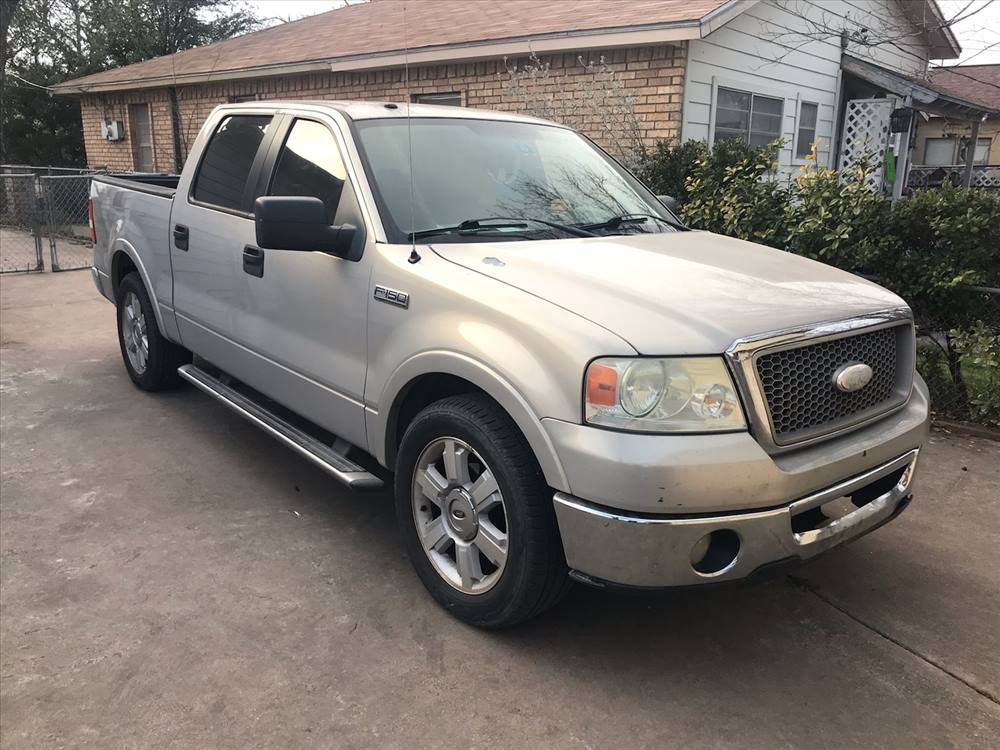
[475,520,507,567]
[469,469,500,512]
[442,439,471,485]
[455,543,483,589]
[420,516,450,552]
[416,465,447,506]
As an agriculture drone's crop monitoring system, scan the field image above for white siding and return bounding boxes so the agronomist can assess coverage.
[681,0,930,178]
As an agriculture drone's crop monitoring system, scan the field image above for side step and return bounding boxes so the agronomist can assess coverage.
[177,364,383,490]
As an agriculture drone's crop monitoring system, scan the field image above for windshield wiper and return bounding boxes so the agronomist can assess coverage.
[578,213,685,232]
[408,216,597,241]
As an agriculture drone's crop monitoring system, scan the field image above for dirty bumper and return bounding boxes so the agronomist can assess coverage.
[554,449,918,588]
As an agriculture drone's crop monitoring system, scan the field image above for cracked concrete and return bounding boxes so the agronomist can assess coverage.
[2,271,999,749]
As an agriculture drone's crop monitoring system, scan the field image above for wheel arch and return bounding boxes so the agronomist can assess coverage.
[372,352,570,493]
[109,241,170,337]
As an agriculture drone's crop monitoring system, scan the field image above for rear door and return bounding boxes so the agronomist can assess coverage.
[169,110,278,382]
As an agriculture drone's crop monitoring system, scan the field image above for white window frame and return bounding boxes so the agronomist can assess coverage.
[793,98,820,163]
[708,76,787,153]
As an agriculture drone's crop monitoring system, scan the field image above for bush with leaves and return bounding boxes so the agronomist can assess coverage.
[680,139,789,248]
[784,147,892,270]
[950,321,1000,427]
[633,139,707,205]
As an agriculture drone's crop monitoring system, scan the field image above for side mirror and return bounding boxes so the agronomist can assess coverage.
[656,194,680,214]
[254,196,359,260]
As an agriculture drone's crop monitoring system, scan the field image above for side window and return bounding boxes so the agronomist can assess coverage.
[795,101,818,159]
[192,114,273,211]
[269,119,347,223]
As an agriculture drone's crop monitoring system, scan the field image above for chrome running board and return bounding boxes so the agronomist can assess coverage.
[177,364,383,490]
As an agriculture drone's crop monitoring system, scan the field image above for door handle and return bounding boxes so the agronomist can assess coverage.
[243,245,264,278]
[173,224,189,251]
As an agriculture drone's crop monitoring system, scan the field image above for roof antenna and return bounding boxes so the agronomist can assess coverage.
[403,1,420,264]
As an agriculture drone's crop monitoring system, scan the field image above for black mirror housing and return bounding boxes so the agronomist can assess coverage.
[254,196,359,260]
[656,194,680,214]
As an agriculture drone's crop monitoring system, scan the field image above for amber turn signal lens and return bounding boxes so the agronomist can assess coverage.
[585,363,618,407]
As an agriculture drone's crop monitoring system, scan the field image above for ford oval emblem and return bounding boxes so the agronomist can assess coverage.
[833,362,874,392]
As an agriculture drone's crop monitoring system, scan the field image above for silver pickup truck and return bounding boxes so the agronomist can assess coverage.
[90,101,928,627]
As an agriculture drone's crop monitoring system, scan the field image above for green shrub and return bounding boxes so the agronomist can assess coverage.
[951,322,1000,427]
[784,149,892,270]
[877,184,1000,332]
[633,139,707,205]
[681,139,789,247]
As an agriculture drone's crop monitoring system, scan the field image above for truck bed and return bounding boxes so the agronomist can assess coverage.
[90,173,179,309]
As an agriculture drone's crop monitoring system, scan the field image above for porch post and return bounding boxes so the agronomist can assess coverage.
[961,118,982,188]
[891,104,913,203]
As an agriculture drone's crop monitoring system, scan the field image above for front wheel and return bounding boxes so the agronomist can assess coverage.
[394,394,570,627]
[116,272,191,391]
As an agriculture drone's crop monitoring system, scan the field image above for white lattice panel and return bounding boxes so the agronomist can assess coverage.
[839,98,893,189]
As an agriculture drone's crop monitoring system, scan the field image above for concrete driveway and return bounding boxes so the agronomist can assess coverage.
[2,271,998,749]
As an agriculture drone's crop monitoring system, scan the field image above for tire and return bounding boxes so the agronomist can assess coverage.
[394,394,570,628]
[116,272,191,391]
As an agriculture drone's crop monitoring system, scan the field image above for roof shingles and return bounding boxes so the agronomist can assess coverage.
[57,0,727,92]
[928,65,1000,113]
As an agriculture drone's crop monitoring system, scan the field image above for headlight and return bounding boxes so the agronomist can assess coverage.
[585,357,746,432]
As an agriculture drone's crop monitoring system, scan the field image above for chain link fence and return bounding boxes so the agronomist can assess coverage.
[0,173,45,273]
[41,175,95,271]
[1,165,103,273]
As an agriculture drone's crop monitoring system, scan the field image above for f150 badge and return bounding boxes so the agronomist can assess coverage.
[374,285,409,309]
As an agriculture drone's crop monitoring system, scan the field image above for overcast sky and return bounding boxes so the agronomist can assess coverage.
[246,0,1000,66]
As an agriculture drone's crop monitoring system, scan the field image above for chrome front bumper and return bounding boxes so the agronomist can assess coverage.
[554,449,919,588]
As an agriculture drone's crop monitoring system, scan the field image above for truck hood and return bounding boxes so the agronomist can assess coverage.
[431,231,905,354]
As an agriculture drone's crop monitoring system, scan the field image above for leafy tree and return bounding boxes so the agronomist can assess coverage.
[1,0,262,165]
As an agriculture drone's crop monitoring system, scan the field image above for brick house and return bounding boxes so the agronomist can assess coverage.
[55,0,973,189]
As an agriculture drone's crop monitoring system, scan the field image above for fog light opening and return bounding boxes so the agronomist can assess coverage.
[690,529,741,575]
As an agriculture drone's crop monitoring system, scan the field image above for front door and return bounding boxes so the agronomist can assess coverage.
[234,116,372,448]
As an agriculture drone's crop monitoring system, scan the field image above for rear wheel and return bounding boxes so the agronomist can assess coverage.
[395,394,570,627]
[116,272,191,390]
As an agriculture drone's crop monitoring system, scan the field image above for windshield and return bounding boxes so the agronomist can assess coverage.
[353,117,681,243]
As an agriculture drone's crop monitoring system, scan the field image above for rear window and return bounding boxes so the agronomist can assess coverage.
[192,115,272,211]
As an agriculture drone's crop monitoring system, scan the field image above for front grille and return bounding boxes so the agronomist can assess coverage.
[755,326,900,443]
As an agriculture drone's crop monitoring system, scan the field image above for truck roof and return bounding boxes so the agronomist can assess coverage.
[214,100,566,127]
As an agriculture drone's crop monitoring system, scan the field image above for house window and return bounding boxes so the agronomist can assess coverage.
[795,101,818,158]
[411,92,462,107]
[228,94,258,103]
[128,103,154,172]
[923,137,956,166]
[714,87,783,148]
[960,137,992,165]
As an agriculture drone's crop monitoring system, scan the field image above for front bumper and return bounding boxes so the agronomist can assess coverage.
[554,449,919,588]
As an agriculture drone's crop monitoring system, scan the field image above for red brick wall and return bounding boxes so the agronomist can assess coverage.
[78,44,686,173]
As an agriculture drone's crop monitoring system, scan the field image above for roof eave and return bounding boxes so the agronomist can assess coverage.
[842,55,996,118]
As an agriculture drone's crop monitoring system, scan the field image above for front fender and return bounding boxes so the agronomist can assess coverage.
[368,350,571,492]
